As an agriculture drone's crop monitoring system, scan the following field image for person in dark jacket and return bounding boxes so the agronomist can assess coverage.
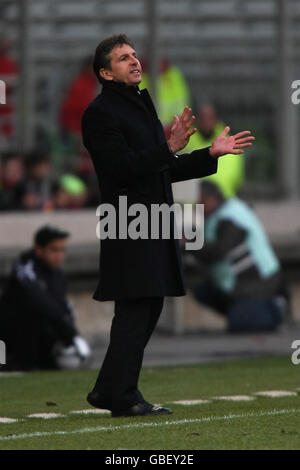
[0,225,91,371]
[81,34,254,417]
[15,151,59,211]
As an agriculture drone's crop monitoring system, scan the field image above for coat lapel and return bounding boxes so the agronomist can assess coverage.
[102,81,159,121]
[140,89,159,120]
[102,81,146,113]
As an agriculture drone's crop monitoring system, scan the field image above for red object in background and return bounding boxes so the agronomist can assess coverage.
[60,70,98,135]
[0,53,18,137]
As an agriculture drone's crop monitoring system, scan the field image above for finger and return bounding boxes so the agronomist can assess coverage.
[186,115,196,129]
[233,130,251,139]
[171,114,179,131]
[231,149,244,155]
[220,125,230,136]
[235,136,255,144]
[180,106,192,124]
[233,143,253,149]
[187,127,197,137]
[179,106,189,121]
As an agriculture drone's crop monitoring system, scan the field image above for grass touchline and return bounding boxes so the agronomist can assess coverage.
[1,408,299,442]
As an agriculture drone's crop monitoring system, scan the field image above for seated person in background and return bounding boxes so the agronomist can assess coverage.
[15,150,58,211]
[187,182,289,333]
[0,151,24,210]
[54,174,88,210]
[60,56,98,138]
[59,56,99,174]
[0,225,91,370]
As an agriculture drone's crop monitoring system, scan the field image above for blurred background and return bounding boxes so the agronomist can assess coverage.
[0,0,300,367]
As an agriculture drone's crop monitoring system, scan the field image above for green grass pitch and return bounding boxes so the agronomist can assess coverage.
[1,355,300,450]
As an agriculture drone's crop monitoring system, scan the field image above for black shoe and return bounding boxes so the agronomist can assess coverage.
[111,401,173,417]
[87,389,145,411]
[87,391,112,411]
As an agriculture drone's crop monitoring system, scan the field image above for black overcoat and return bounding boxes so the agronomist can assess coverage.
[81,80,218,301]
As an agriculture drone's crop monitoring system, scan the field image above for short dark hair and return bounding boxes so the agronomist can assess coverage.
[24,150,49,170]
[34,225,69,247]
[1,151,21,165]
[200,181,225,201]
[93,34,134,84]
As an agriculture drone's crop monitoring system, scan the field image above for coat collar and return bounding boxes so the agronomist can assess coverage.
[102,80,158,119]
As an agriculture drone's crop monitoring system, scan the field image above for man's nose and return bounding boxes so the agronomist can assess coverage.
[130,56,139,65]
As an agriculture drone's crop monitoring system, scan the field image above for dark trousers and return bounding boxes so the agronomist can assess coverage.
[92,296,164,413]
[192,281,283,332]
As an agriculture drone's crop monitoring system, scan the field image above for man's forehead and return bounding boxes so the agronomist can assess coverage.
[110,44,136,58]
[47,238,67,248]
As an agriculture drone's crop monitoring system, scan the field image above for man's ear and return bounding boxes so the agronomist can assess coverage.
[99,68,113,81]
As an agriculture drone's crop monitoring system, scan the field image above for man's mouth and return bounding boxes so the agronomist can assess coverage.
[130,69,141,75]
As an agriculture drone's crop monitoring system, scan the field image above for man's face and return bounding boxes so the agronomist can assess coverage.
[3,157,24,186]
[35,238,67,269]
[100,44,142,86]
[30,161,50,180]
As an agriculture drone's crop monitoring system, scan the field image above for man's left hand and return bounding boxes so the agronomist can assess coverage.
[209,126,255,158]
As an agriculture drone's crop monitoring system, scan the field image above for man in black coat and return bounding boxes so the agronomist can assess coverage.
[81,34,254,417]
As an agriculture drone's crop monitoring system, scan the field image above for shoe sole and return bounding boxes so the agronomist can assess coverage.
[112,409,173,418]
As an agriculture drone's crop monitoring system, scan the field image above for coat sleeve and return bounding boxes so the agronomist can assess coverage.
[169,147,218,183]
[82,106,174,185]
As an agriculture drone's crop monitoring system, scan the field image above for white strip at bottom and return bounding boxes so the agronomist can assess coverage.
[0,417,19,423]
[27,413,65,419]
[0,408,298,442]
[212,395,256,402]
[171,399,210,405]
[70,409,110,415]
[254,390,297,398]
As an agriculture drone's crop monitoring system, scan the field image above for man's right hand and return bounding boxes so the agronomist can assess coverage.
[167,106,197,154]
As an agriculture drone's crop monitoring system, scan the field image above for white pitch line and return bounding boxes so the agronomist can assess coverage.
[0,417,19,424]
[254,391,297,398]
[212,395,256,402]
[27,413,65,419]
[171,399,210,405]
[0,408,299,442]
[70,409,110,415]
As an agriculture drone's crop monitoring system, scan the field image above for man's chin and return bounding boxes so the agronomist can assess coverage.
[127,74,142,86]
[131,78,142,86]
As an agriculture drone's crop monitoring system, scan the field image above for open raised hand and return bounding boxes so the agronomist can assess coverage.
[209,126,255,158]
[167,106,197,154]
